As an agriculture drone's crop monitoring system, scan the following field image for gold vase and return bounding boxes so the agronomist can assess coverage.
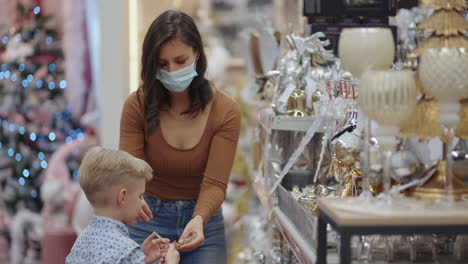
[401,98,468,140]
[400,98,444,139]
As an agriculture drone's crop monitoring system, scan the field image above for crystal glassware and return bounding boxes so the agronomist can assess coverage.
[389,235,411,262]
[419,48,468,202]
[368,235,391,262]
[338,27,395,200]
[338,28,395,79]
[454,234,468,261]
[359,70,417,204]
[409,235,437,262]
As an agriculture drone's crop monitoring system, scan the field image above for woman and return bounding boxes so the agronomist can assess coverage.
[119,10,240,263]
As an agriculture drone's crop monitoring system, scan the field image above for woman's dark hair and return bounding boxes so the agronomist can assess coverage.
[139,10,213,134]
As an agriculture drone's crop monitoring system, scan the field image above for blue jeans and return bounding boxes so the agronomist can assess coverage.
[129,194,227,264]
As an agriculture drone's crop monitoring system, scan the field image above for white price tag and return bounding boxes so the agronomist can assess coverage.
[278,83,296,105]
[305,76,317,109]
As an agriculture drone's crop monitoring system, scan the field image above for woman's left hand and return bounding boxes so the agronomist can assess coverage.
[178,215,205,251]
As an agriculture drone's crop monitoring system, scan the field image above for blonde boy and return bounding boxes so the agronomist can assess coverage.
[66,147,179,264]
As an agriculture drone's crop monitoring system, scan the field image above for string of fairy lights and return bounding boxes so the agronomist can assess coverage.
[0,114,84,197]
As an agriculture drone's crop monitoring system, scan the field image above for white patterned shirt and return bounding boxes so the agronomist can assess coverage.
[66,216,146,264]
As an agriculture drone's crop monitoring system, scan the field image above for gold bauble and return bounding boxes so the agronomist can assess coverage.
[287,88,308,117]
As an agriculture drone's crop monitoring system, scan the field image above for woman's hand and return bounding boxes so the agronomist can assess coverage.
[142,232,170,264]
[178,215,205,251]
[137,198,153,222]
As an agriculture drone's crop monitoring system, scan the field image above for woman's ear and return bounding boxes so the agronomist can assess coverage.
[117,188,127,207]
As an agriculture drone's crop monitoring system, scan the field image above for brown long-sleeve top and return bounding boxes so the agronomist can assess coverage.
[119,89,241,223]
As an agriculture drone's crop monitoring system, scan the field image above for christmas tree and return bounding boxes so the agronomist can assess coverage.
[0,1,82,214]
[413,0,468,56]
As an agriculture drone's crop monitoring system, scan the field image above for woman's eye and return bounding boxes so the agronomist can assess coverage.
[176,60,186,65]
[159,62,167,67]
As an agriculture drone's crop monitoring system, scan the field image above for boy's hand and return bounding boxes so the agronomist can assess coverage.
[142,232,170,263]
[178,215,204,251]
[137,198,153,222]
[162,243,180,264]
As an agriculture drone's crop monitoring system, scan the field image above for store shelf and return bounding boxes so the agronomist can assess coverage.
[257,109,320,133]
[246,164,340,264]
[271,116,317,132]
[273,207,316,264]
[247,169,317,263]
[241,129,335,263]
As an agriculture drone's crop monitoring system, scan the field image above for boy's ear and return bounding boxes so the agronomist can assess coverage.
[117,188,127,207]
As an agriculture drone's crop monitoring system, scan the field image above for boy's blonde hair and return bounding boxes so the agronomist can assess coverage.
[78,147,153,206]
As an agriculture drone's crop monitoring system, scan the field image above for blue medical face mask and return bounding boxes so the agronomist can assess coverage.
[156,62,198,93]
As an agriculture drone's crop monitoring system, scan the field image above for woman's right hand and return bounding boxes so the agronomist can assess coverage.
[138,198,153,222]
[162,243,180,264]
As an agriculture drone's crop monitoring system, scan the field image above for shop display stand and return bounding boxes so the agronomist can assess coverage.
[276,184,317,263]
[274,206,316,264]
[316,197,468,264]
[248,169,318,264]
[246,114,339,264]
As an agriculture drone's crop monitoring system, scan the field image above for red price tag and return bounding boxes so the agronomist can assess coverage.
[352,84,356,100]
[344,82,349,99]
[340,81,344,97]
[327,81,332,100]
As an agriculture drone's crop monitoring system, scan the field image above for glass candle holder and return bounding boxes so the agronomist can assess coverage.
[419,48,468,102]
[359,70,417,203]
[338,27,396,200]
[338,28,395,79]
[359,70,417,127]
[419,48,468,202]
